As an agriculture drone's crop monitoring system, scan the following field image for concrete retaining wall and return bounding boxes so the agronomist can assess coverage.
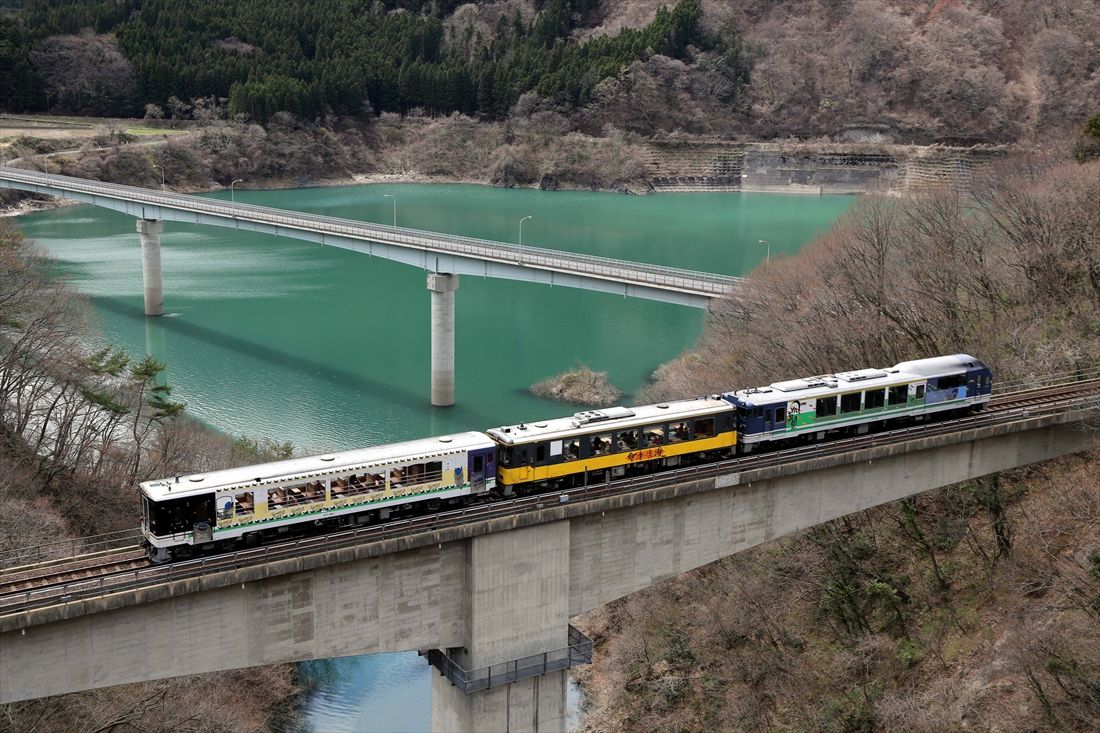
[646,142,1005,195]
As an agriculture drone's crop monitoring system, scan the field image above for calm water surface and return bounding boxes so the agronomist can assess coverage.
[17,184,853,731]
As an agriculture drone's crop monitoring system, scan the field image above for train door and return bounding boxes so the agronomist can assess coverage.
[469,448,495,493]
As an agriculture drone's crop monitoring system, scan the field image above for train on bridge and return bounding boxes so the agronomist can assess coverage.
[141,354,992,562]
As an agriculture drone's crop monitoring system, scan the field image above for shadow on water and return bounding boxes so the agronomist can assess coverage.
[94,296,499,431]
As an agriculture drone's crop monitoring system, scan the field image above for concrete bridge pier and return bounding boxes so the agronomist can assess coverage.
[431,521,572,732]
[428,272,459,407]
[136,219,164,316]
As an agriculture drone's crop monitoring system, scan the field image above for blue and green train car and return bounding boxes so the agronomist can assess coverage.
[725,354,993,451]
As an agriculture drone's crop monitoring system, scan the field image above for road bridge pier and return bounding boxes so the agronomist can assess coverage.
[136,218,164,316]
[428,273,459,407]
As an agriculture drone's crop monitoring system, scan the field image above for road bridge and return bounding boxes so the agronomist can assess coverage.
[1,380,1096,731]
[0,165,741,405]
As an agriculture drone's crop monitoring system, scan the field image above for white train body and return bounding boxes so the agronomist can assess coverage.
[140,431,496,561]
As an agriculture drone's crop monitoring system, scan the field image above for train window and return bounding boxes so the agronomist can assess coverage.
[269,487,290,508]
[406,465,421,483]
[590,433,613,455]
[775,406,787,425]
[668,423,689,442]
[915,384,926,400]
[563,439,580,461]
[617,430,640,450]
[937,374,965,389]
[691,418,715,439]
[888,386,908,406]
[840,392,861,413]
[499,447,513,468]
[536,444,547,464]
[550,440,563,457]
[149,496,212,536]
[234,491,254,516]
[817,396,838,417]
[865,389,885,410]
[641,425,665,447]
[427,461,443,481]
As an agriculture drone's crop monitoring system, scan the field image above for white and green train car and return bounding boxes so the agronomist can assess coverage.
[724,354,993,451]
[140,431,496,562]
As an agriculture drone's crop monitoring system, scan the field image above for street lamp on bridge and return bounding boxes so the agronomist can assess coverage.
[152,164,165,191]
[519,215,533,246]
[384,194,396,227]
[230,178,243,202]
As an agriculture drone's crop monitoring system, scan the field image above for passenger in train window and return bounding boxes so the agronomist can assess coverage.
[620,430,639,449]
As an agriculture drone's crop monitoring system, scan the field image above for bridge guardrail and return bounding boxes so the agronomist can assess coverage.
[0,167,740,296]
[423,625,593,694]
[0,529,143,571]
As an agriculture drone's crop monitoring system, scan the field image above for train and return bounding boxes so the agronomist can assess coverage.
[141,354,992,562]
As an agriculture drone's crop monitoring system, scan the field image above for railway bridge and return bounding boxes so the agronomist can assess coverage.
[1,380,1097,731]
[0,165,741,406]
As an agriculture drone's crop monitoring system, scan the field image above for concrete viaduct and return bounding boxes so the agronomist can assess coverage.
[0,165,741,406]
[1,393,1096,731]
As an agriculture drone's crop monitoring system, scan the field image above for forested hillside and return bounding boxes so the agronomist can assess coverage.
[0,0,738,122]
[2,0,1097,142]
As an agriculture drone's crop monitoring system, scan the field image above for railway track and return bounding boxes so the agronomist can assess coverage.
[2,378,1097,619]
[0,551,148,594]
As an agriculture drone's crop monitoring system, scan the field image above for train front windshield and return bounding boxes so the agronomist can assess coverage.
[145,495,215,537]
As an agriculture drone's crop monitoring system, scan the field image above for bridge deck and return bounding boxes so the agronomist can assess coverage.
[0,166,741,307]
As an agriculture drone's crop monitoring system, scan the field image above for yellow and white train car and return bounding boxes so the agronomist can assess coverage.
[486,396,736,492]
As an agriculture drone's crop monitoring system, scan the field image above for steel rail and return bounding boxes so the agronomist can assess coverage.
[0,166,741,297]
[0,554,148,594]
[2,380,1096,618]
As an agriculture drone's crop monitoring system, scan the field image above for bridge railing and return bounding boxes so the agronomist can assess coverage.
[422,625,593,694]
[993,365,1100,395]
[0,528,143,571]
[0,167,740,295]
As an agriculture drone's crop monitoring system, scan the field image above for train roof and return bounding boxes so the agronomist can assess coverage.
[485,396,732,445]
[140,431,493,500]
[728,354,986,407]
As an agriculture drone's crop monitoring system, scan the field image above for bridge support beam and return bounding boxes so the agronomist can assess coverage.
[431,520,572,732]
[136,219,164,316]
[428,272,459,407]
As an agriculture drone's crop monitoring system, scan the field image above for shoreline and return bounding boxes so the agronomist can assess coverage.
[1,168,655,219]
